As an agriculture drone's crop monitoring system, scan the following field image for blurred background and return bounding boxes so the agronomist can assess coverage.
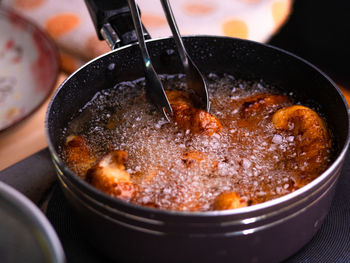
[1,0,293,73]
[269,0,350,88]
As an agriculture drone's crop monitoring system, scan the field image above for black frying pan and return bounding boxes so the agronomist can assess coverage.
[45,1,350,262]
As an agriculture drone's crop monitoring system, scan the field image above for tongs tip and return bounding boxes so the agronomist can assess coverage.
[161,0,210,113]
[129,0,210,121]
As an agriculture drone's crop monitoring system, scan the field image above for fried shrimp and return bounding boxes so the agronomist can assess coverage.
[181,151,218,169]
[213,192,248,210]
[166,90,222,135]
[240,94,291,117]
[86,150,138,200]
[272,105,331,186]
[64,135,97,179]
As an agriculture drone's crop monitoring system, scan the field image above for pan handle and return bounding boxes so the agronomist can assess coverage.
[84,0,150,49]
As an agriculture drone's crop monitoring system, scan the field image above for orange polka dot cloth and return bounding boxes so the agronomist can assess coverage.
[2,0,293,73]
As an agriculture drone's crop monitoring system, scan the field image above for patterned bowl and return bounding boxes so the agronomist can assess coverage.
[0,7,59,131]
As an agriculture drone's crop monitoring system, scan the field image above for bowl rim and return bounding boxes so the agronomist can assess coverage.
[0,6,60,132]
[46,35,350,217]
[0,181,65,262]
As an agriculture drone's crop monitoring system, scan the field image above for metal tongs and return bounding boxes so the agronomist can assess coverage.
[127,0,210,120]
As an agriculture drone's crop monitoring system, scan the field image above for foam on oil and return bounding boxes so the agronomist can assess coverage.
[62,74,331,211]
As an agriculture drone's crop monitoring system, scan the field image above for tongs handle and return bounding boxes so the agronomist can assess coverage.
[84,0,150,49]
[127,0,173,119]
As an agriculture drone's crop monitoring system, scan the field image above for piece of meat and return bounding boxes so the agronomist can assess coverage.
[86,150,138,200]
[64,135,97,179]
[142,167,160,182]
[240,94,291,117]
[272,105,331,186]
[181,151,218,170]
[213,192,248,210]
[166,90,222,135]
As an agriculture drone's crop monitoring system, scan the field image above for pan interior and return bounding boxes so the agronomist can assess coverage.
[46,36,349,213]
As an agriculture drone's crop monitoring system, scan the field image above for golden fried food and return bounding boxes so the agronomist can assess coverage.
[63,73,333,212]
[86,150,138,200]
[240,94,291,117]
[166,90,222,135]
[141,167,160,183]
[213,192,248,210]
[181,151,218,169]
[64,135,97,179]
[272,105,331,186]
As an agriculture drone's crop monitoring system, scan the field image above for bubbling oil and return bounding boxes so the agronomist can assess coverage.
[62,73,331,211]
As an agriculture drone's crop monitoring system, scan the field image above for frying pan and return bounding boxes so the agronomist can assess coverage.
[45,0,350,262]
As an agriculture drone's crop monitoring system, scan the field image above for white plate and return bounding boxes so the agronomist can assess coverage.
[0,7,59,131]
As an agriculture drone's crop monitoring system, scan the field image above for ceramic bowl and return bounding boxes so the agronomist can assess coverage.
[0,7,59,131]
[0,181,65,263]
